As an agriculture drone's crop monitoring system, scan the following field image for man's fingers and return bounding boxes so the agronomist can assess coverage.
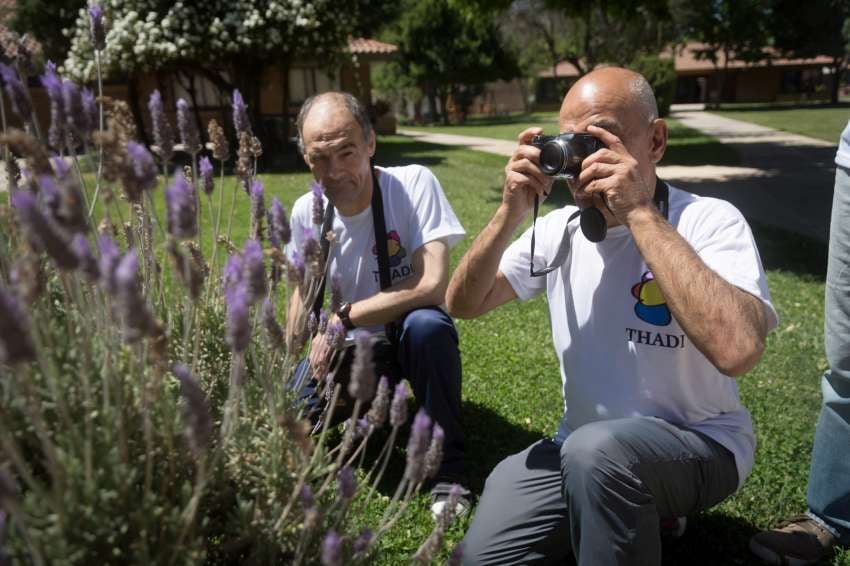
[578,161,617,187]
[587,125,626,153]
[517,127,544,145]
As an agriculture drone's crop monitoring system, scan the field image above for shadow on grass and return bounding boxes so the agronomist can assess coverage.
[662,512,762,566]
[716,102,850,113]
[363,400,544,497]
[750,221,828,280]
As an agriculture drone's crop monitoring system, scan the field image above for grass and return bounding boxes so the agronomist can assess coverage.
[402,112,741,167]
[65,130,843,563]
[712,103,850,144]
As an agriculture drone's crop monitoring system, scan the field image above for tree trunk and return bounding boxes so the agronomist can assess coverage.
[439,89,449,125]
[426,87,438,124]
[127,75,150,146]
[830,57,842,104]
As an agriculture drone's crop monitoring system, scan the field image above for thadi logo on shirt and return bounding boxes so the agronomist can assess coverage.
[372,230,407,267]
[631,271,671,326]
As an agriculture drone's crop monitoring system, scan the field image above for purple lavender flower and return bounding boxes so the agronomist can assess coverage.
[250,179,265,241]
[38,171,87,234]
[317,308,328,334]
[353,528,373,557]
[424,423,444,480]
[39,62,64,149]
[62,79,83,137]
[287,250,305,285]
[366,376,390,428]
[165,171,197,239]
[311,181,325,225]
[348,331,376,402]
[267,197,290,249]
[122,141,159,203]
[337,465,356,502]
[241,239,266,304]
[324,319,345,350]
[114,250,158,342]
[71,234,99,281]
[448,541,465,566]
[0,286,36,365]
[405,409,433,484]
[81,87,97,135]
[222,254,243,299]
[88,4,106,50]
[232,89,251,135]
[225,282,250,353]
[11,191,77,270]
[321,530,342,566]
[307,311,318,336]
[199,156,214,196]
[300,484,315,510]
[148,90,174,163]
[261,298,283,348]
[390,381,408,427]
[98,235,120,294]
[176,98,201,154]
[0,63,32,121]
[51,156,71,178]
[172,363,212,459]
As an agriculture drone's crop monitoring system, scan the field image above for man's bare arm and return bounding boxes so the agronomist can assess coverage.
[346,238,450,327]
[628,207,768,377]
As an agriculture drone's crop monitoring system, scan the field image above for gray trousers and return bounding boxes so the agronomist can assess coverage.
[462,417,739,565]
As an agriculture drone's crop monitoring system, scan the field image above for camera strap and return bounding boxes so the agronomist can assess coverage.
[529,177,670,277]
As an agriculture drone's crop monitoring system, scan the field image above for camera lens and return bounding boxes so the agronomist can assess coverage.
[539,142,565,176]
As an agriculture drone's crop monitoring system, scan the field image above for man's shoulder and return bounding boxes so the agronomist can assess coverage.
[669,185,744,225]
[379,164,437,189]
[290,191,317,220]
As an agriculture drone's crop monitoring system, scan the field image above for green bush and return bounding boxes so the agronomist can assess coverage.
[629,55,677,117]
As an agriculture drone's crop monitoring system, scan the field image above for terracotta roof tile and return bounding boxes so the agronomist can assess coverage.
[347,37,397,55]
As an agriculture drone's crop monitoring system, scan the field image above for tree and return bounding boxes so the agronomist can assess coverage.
[382,0,519,124]
[62,0,395,140]
[770,0,850,104]
[669,0,771,106]
[11,0,84,63]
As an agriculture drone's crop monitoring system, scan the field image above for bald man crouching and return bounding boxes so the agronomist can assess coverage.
[448,68,778,564]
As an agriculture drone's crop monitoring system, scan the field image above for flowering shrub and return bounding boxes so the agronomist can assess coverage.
[0,8,460,564]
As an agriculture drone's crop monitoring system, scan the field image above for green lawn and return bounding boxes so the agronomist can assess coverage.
[403,113,740,167]
[712,103,850,144]
[248,136,841,564]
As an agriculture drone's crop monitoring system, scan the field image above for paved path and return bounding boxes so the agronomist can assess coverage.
[402,112,840,243]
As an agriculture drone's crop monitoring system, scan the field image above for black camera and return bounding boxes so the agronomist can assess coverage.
[531,133,603,179]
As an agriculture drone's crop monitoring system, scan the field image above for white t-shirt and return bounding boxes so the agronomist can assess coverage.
[836,118,850,168]
[287,165,465,333]
[499,185,778,488]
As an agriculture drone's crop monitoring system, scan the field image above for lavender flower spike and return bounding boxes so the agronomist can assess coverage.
[250,179,265,241]
[62,79,83,137]
[89,4,106,51]
[97,235,121,295]
[268,197,290,249]
[176,98,201,154]
[11,191,78,270]
[241,239,266,304]
[232,89,251,135]
[0,63,32,121]
[225,282,250,352]
[311,181,325,225]
[199,156,214,196]
[39,62,64,149]
[366,376,390,428]
[114,250,158,342]
[81,87,97,136]
[71,234,99,281]
[261,298,283,349]
[448,541,465,566]
[423,423,444,480]
[123,141,159,202]
[148,90,174,163]
[390,381,408,427]
[337,465,356,502]
[172,363,213,459]
[321,530,342,566]
[348,331,376,402]
[165,171,197,239]
[405,408,432,484]
[0,286,36,365]
[353,528,374,557]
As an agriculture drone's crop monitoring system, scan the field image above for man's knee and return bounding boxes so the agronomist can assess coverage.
[400,308,457,345]
[560,420,642,499]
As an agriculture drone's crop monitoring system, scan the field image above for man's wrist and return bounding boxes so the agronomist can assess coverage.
[624,202,662,230]
[337,302,356,330]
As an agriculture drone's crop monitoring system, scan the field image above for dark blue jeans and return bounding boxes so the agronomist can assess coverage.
[292,307,464,481]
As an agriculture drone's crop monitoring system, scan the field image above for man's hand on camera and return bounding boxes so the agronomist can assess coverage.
[502,127,555,222]
[579,125,654,226]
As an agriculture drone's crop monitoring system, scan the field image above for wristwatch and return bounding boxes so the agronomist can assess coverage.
[337,302,355,330]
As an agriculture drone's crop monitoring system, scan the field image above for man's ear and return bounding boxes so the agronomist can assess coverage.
[367,129,376,158]
[649,119,668,164]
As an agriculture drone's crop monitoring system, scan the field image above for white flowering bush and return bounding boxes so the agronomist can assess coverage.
[0,9,462,564]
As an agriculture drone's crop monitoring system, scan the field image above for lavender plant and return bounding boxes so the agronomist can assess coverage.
[0,7,461,564]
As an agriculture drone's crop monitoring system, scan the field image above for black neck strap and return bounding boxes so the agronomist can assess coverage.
[529,177,670,277]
